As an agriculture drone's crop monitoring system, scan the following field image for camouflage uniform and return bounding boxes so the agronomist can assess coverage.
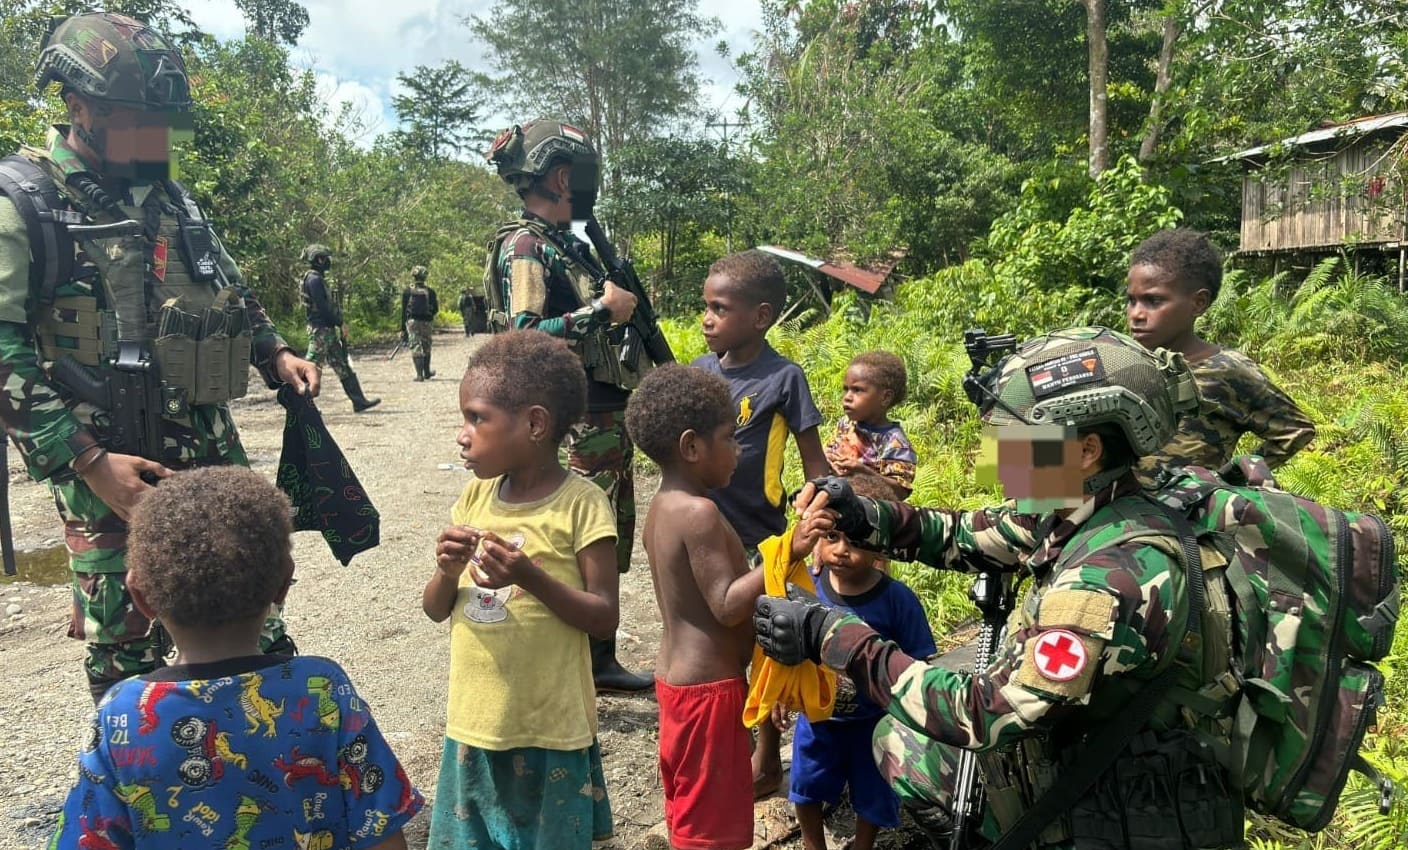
[0,14,296,701]
[301,252,378,411]
[1136,347,1314,485]
[401,267,437,380]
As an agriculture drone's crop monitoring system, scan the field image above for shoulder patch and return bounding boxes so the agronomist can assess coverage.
[507,229,545,259]
[1018,628,1101,699]
[1037,588,1115,636]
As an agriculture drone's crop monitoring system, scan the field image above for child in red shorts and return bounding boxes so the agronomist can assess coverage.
[629,365,828,849]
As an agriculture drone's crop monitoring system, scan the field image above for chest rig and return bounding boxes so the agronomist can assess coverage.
[21,152,252,450]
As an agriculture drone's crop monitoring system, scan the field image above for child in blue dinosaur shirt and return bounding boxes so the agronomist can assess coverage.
[48,466,422,850]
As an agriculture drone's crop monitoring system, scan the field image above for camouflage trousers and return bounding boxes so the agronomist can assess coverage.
[873,713,960,813]
[564,407,635,573]
[50,449,289,695]
[406,318,434,357]
[305,324,355,383]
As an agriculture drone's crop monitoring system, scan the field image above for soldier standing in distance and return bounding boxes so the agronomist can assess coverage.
[483,119,651,692]
[401,264,438,381]
[458,287,476,336]
[300,243,380,411]
[756,328,1250,850]
[0,13,320,702]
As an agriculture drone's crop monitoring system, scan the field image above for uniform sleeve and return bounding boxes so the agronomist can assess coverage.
[0,321,100,480]
[1226,360,1315,468]
[335,669,425,846]
[782,363,824,435]
[49,714,136,850]
[429,288,439,314]
[0,196,31,325]
[860,498,1039,574]
[504,232,599,339]
[572,481,617,553]
[820,543,1176,753]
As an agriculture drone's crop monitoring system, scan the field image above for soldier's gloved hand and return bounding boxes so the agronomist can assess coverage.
[796,476,875,542]
[754,583,844,666]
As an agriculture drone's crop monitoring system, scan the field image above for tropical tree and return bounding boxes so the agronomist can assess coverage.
[390,61,490,162]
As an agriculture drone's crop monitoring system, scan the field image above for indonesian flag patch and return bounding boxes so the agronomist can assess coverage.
[560,123,587,143]
[1018,627,1101,699]
[152,237,168,282]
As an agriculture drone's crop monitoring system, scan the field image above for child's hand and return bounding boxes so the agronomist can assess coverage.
[472,531,536,589]
[770,702,794,732]
[831,455,864,475]
[791,510,835,563]
[436,526,480,579]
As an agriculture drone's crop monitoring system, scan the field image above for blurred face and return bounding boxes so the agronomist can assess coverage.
[693,421,740,490]
[69,96,194,182]
[976,423,1089,513]
[842,365,892,425]
[701,274,765,356]
[456,376,530,479]
[814,529,879,576]
[1125,264,1208,352]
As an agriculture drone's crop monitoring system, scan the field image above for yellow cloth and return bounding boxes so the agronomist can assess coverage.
[743,526,837,728]
[445,474,615,750]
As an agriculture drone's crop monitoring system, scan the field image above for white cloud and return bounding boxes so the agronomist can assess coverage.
[314,73,391,142]
[187,0,764,144]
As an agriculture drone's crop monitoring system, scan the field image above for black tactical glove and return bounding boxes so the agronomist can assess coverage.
[753,583,845,666]
[808,476,877,542]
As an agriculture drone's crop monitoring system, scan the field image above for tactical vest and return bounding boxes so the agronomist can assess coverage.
[977,495,1243,850]
[18,150,252,417]
[481,217,640,390]
[405,285,434,320]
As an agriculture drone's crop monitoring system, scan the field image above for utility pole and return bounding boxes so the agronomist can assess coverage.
[707,117,748,253]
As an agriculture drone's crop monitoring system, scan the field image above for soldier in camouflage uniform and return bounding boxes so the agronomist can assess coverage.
[0,13,320,702]
[300,244,379,411]
[401,265,438,381]
[752,328,1261,849]
[1126,228,1314,485]
[483,119,651,693]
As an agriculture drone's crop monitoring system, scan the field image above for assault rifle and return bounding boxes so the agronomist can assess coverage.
[53,348,164,464]
[584,217,674,370]
[948,329,1021,849]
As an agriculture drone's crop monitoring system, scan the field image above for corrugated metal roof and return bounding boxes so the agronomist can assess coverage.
[756,245,890,294]
[1218,112,1408,162]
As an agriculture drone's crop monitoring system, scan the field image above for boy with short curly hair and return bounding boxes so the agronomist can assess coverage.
[49,466,422,850]
[629,364,825,850]
[1126,228,1315,483]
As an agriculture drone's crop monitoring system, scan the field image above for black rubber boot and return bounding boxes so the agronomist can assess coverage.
[905,804,957,850]
[412,355,427,381]
[590,636,653,693]
[424,349,436,379]
[342,375,381,412]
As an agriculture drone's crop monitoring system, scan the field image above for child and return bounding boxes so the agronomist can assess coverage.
[48,466,422,850]
[824,350,918,499]
[1125,228,1315,485]
[423,330,617,849]
[690,249,831,795]
[785,474,937,850]
[628,364,827,850]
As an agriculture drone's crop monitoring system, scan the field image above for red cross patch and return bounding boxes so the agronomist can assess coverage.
[1031,629,1088,682]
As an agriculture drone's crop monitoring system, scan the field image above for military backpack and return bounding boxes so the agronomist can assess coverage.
[1037,459,1399,845]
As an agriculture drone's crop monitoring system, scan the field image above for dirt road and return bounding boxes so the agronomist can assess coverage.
[0,329,922,850]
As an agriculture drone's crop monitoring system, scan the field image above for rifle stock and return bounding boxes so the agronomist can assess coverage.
[584,218,674,369]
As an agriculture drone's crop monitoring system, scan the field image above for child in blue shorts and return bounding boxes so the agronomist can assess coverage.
[786,477,936,849]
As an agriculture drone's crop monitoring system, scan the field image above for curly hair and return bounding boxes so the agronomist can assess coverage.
[464,330,587,442]
[127,466,293,629]
[1129,228,1223,300]
[849,473,904,502]
[626,363,734,466]
[708,250,787,320]
[849,350,908,408]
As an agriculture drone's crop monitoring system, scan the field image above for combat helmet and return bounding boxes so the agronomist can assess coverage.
[35,13,192,111]
[978,326,1197,457]
[302,243,331,265]
[411,265,428,281]
[485,119,601,218]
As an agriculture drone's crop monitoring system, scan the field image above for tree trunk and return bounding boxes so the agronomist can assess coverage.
[1085,0,1109,178]
[1139,14,1180,164]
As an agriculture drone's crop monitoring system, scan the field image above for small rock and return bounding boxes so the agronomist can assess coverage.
[12,785,34,796]
[22,817,42,828]
[6,603,22,615]
[7,596,20,603]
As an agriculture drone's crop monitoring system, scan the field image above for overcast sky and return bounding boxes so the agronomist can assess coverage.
[187,0,763,145]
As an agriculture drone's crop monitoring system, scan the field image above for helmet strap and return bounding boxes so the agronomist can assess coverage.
[1083,464,1128,496]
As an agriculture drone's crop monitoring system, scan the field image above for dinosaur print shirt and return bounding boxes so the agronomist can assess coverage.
[48,655,423,850]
